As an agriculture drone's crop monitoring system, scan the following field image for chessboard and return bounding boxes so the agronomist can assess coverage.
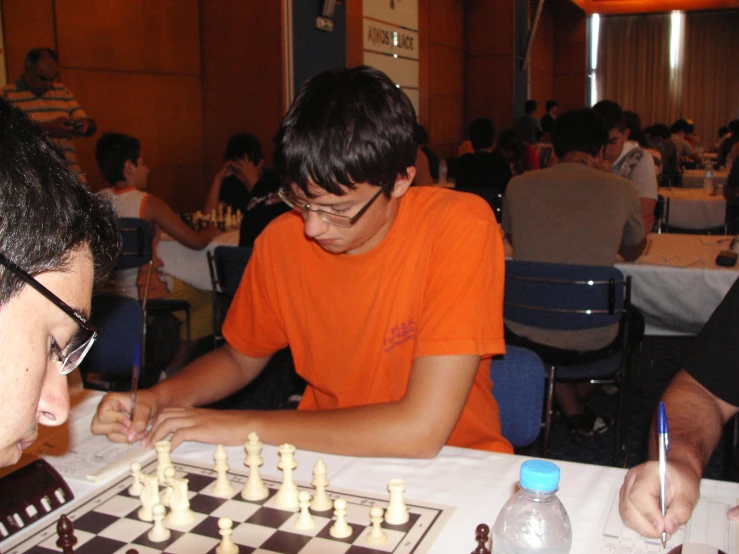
[3,457,454,554]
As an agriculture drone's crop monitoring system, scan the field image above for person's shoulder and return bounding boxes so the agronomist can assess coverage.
[406,186,494,223]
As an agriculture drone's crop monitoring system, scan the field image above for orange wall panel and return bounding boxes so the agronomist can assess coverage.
[429,0,464,50]
[1,0,55,80]
[530,7,554,116]
[430,44,464,98]
[54,0,201,75]
[571,0,739,14]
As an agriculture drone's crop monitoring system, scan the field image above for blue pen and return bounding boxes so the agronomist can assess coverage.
[658,401,670,548]
[130,344,141,445]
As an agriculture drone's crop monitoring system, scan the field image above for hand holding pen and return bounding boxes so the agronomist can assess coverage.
[658,401,670,548]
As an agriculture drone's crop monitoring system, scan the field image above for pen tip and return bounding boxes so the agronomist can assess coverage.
[661,531,667,548]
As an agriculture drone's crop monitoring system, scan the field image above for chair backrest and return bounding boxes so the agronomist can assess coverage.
[116,218,152,269]
[211,246,253,298]
[725,196,739,235]
[490,346,546,448]
[504,260,628,331]
[654,194,666,233]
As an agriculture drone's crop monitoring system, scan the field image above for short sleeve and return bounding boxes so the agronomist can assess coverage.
[621,181,646,246]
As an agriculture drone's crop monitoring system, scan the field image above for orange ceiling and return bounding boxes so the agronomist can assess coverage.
[570,0,739,14]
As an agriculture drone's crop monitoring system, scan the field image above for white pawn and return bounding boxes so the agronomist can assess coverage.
[295,491,315,530]
[128,461,143,496]
[155,440,174,482]
[212,445,234,497]
[241,433,268,501]
[215,517,238,554]
[310,459,332,512]
[366,506,388,545]
[138,473,160,521]
[147,503,171,542]
[385,478,409,525]
[161,466,176,507]
[273,443,299,511]
[329,498,352,539]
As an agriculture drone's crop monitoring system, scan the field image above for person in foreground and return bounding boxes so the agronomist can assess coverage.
[0,98,120,468]
[91,66,511,458]
[620,278,739,540]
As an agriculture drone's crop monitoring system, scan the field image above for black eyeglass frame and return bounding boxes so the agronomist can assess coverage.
[278,187,384,228]
[0,252,97,375]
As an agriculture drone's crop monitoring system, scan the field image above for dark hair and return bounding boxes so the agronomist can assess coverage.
[496,128,529,173]
[671,119,690,134]
[469,118,495,150]
[0,99,120,303]
[225,133,263,165]
[274,66,417,198]
[647,123,671,140]
[624,110,648,148]
[24,47,58,70]
[524,100,537,115]
[728,119,739,135]
[718,126,730,138]
[95,133,142,184]
[592,100,625,132]
[414,124,429,146]
[545,100,558,112]
[685,122,695,134]
[552,108,609,158]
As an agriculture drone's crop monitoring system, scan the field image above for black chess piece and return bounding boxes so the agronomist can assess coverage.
[472,522,491,554]
[126,550,140,554]
[56,514,77,554]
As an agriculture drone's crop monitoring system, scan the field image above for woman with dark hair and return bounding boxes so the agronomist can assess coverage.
[497,128,537,176]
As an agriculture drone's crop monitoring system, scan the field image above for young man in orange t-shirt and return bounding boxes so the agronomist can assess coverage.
[92,66,511,458]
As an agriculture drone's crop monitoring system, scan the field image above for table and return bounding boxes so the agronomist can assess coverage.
[2,390,738,554]
[681,169,729,189]
[617,233,739,336]
[662,188,727,230]
[157,230,239,291]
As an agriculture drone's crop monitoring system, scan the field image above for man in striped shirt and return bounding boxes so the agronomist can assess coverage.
[1,47,96,183]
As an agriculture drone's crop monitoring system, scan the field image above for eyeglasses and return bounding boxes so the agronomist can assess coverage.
[0,252,97,375]
[278,187,384,228]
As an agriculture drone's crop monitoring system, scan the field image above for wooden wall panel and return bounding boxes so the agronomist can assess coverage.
[1,0,55,80]
[553,11,588,111]
[571,0,739,14]
[429,95,465,159]
[529,7,554,118]
[55,0,201,75]
[429,0,464,49]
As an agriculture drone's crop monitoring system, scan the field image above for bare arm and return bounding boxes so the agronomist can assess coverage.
[204,163,233,214]
[619,236,647,261]
[640,198,657,234]
[143,194,221,250]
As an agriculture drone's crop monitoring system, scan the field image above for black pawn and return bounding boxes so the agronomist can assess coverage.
[126,550,140,554]
[472,522,491,554]
[56,514,77,554]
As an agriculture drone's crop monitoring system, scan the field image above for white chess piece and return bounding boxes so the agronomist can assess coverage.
[155,440,174,482]
[128,461,143,496]
[385,479,409,525]
[161,466,176,507]
[310,459,332,512]
[215,517,238,554]
[166,476,195,527]
[241,432,268,501]
[147,503,171,542]
[273,443,299,511]
[212,445,234,497]
[295,490,316,530]
[366,506,388,545]
[329,498,352,538]
[138,473,160,521]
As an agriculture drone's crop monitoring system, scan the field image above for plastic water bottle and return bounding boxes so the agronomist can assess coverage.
[704,165,714,194]
[492,460,572,554]
[438,159,448,186]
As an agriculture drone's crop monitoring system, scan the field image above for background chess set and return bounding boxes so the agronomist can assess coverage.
[180,208,242,232]
[3,456,454,554]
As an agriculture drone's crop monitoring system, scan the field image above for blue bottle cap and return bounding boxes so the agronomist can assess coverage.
[519,460,560,493]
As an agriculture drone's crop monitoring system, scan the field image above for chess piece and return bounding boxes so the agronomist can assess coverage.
[273,443,299,510]
[155,440,174,481]
[366,506,388,545]
[56,514,77,554]
[216,517,238,554]
[212,444,234,497]
[161,466,176,507]
[138,473,160,521]
[472,523,491,554]
[385,478,409,525]
[241,432,268,501]
[126,550,140,554]
[166,475,195,527]
[329,498,352,539]
[128,461,143,496]
[147,503,171,542]
[310,459,332,512]
[295,490,316,530]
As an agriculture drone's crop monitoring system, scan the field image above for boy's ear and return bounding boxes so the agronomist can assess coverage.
[122,159,135,179]
[391,167,416,198]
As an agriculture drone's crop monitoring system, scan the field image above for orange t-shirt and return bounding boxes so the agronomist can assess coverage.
[222,186,511,453]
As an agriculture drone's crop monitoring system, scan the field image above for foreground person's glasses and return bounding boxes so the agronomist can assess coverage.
[278,187,384,227]
[0,252,97,374]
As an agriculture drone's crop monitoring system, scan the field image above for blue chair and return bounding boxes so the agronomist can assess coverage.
[490,346,546,449]
[207,246,253,347]
[504,260,636,465]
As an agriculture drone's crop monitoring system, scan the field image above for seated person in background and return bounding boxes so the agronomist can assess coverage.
[502,108,646,440]
[0,98,119,468]
[238,169,291,247]
[456,117,513,192]
[718,120,739,168]
[515,99,542,145]
[647,123,680,186]
[95,133,221,355]
[415,124,440,182]
[497,128,538,176]
[620,278,739,540]
[205,132,279,215]
[593,101,658,233]
[723,154,739,199]
[714,126,731,153]
[671,119,702,167]
[540,99,558,135]
[91,65,511,458]
[626,111,663,182]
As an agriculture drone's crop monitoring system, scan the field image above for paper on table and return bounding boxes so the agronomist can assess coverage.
[635,254,708,268]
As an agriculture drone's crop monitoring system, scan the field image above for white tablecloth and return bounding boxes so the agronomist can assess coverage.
[617,233,739,336]
[681,169,729,189]
[157,231,239,291]
[663,188,727,230]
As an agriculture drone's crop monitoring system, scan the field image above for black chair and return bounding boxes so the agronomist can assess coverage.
[455,187,503,222]
[724,196,739,235]
[653,194,665,233]
[504,260,636,465]
[207,245,253,347]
